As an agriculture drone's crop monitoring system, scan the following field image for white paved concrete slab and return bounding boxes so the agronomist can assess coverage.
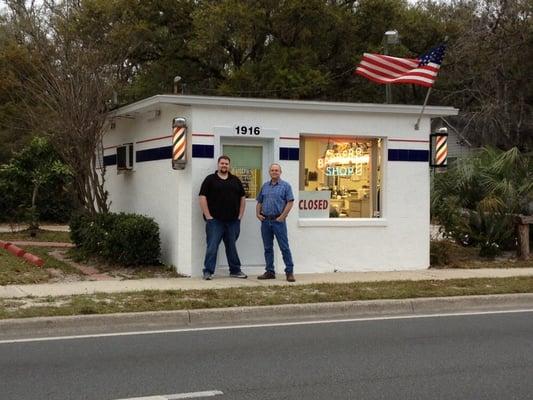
[1,268,532,299]
[0,224,69,233]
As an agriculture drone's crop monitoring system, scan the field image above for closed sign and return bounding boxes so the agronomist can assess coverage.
[298,191,330,218]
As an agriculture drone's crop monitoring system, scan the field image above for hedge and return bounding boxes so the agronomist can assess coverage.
[70,212,161,266]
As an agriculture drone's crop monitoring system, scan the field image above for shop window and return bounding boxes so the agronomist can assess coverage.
[299,136,382,218]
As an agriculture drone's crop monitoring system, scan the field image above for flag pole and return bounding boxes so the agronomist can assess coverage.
[414,87,432,130]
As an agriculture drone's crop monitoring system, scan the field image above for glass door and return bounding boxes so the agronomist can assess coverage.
[219,144,266,269]
[222,145,262,199]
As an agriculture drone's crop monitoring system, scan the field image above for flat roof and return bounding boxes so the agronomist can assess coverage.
[110,94,458,118]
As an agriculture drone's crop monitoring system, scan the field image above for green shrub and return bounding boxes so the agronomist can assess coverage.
[431,147,532,257]
[69,212,161,266]
[103,213,161,266]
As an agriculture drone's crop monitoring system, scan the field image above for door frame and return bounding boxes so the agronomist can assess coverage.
[215,136,276,270]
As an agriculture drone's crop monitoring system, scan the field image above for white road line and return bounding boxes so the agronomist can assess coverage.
[1,308,533,345]
[167,392,224,399]
[113,390,224,399]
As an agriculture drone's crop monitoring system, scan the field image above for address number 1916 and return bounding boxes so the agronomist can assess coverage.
[235,126,261,135]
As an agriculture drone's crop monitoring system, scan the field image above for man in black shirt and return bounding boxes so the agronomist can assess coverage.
[199,155,247,280]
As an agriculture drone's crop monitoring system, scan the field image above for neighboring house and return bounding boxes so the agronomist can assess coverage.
[447,128,475,164]
[104,95,458,276]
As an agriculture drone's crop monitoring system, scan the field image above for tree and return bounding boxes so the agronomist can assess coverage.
[0,15,35,164]
[0,136,73,226]
[428,0,533,151]
[4,0,119,214]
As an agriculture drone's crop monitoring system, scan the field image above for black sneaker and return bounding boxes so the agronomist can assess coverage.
[257,271,276,280]
[203,271,213,280]
[230,271,248,279]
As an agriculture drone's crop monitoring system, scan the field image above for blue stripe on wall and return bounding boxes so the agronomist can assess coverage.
[388,149,429,162]
[280,147,299,161]
[103,154,117,166]
[192,144,214,158]
[136,146,172,162]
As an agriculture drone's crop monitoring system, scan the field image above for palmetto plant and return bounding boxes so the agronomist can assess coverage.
[431,147,532,256]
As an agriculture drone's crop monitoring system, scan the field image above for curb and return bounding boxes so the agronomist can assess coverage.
[1,293,532,340]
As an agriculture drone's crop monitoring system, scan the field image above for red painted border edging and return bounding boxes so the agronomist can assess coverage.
[1,242,44,267]
[6,244,25,257]
[22,253,44,267]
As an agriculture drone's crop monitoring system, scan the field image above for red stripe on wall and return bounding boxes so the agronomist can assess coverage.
[136,135,173,144]
[388,138,429,143]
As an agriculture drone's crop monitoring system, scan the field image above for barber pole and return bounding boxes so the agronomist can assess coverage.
[430,127,448,169]
[435,135,448,166]
[172,117,187,170]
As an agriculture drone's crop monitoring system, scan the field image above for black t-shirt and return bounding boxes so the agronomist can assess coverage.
[199,172,245,221]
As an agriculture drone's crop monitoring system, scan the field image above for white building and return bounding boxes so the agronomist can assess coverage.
[104,95,458,277]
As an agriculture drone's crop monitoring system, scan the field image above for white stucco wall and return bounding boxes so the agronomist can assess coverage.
[104,104,192,274]
[104,95,457,276]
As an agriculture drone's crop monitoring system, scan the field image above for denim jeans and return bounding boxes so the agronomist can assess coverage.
[260,220,294,274]
[203,219,242,274]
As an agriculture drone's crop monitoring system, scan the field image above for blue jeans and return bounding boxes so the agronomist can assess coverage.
[260,220,294,274]
[203,219,242,274]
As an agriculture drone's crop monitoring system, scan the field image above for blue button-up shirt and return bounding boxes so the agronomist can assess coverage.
[256,179,294,216]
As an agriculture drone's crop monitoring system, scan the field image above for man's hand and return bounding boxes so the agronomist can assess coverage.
[257,214,265,221]
[275,215,286,222]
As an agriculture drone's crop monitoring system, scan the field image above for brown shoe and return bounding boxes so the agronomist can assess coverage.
[257,271,276,280]
[286,273,296,282]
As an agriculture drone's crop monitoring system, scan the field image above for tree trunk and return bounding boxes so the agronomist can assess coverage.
[517,223,530,260]
[516,215,532,260]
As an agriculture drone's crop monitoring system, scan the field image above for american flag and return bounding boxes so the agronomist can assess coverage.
[355,45,446,88]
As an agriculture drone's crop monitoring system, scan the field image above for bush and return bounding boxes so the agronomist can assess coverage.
[431,147,532,257]
[69,212,161,266]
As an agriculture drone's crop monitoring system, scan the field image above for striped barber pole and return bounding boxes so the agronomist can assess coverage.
[430,128,448,169]
[435,135,448,166]
[172,117,187,170]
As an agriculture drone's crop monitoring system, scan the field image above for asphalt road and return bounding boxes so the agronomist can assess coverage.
[1,310,532,400]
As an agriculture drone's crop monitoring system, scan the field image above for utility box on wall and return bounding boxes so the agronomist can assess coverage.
[116,143,134,171]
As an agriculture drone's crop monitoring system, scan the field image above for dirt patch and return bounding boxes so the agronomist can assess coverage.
[48,249,181,281]
[430,240,533,269]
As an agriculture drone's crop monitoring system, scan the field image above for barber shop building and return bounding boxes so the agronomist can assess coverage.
[103,95,458,277]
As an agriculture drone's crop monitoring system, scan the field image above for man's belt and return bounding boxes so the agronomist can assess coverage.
[262,214,281,220]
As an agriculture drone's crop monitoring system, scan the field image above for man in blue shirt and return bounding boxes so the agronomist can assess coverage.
[256,163,296,282]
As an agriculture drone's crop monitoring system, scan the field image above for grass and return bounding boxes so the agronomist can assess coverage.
[0,229,71,243]
[0,246,83,285]
[1,276,533,319]
[0,248,50,285]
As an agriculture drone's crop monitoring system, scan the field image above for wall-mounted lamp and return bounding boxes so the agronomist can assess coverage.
[173,76,182,94]
[383,30,400,104]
